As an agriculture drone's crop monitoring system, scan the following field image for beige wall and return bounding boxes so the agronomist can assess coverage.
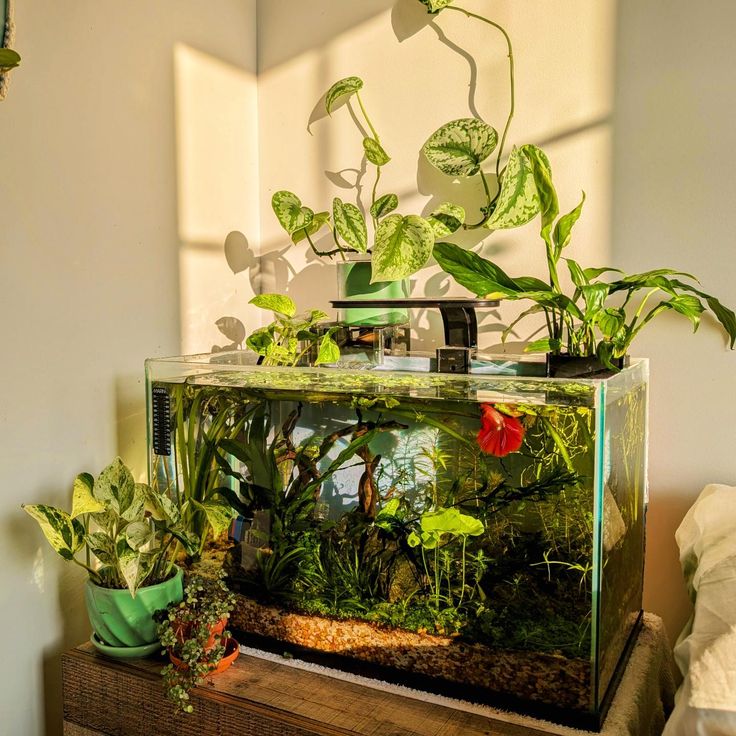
[257,0,736,647]
[612,0,736,643]
[0,2,257,734]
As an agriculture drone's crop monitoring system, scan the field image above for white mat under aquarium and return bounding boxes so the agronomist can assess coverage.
[239,615,675,736]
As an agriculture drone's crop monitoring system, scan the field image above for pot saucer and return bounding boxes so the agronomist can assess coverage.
[90,632,161,659]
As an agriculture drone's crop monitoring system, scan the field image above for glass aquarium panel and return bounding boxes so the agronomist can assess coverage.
[145,352,648,729]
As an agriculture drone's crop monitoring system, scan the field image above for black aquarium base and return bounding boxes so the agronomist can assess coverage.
[232,610,644,733]
[546,353,630,378]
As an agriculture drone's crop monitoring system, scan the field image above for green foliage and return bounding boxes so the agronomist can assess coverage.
[157,572,236,713]
[435,193,736,362]
[371,214,435,282]
[325,76,364,114]
[418,0,455,13]
[22,458,193,595]
[0,49,21,71]
[422,118,498,177]
[246,294,340,367]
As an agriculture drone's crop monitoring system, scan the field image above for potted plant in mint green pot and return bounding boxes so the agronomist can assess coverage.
[23,457,200,657]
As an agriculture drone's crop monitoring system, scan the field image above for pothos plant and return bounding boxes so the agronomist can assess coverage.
[271,0,545,284]
[22,458,198,595]
[245,293,340,367]
[433,149,736,365]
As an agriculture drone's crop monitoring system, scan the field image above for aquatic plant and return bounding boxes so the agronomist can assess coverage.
[407,507,484,608]
[246,293,340,367]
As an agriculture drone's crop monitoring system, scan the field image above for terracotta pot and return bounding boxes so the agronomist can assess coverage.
[173,616,228,652]
[169,637,239,676]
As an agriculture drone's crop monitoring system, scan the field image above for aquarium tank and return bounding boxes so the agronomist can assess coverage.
[146,351,648,729]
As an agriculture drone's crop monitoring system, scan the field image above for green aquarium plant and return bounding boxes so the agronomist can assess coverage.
[246,293,340,367]
[22,458,195,649]
[433,148,736,366]
[271,1,545,284]
[407,507,484,608]
[157,572,237,714]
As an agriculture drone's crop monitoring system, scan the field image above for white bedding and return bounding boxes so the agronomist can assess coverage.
[663,484,736,736]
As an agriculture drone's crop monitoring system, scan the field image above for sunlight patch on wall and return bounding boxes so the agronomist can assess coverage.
[175,43,260,354]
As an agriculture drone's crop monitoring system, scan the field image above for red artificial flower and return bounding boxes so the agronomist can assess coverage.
[476,404,525,457]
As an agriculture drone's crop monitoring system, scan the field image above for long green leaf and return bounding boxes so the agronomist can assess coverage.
[423,118,498,177]
[519,144,558,246]
[554,192,586,255]
[433,241,518,298]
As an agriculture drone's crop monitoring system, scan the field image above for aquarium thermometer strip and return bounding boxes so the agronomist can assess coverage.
[151,386,171,456]
[237,645,582,736]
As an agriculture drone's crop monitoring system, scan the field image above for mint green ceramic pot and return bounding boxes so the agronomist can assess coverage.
[84,567,184,650]
[336,257,409,326]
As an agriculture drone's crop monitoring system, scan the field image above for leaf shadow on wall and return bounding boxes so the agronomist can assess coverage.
[391,0,482,120]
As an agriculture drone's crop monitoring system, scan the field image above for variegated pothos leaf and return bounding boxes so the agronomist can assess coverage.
[22,505,85,560]
[423,118,498,177]
[427,202,466,238]
[116,538,155,597]
[370,194,399,220]
[371,214,435,282]
[292,211,330,245]
[363,137,390,166]
[333,198,368,252]
[325,76,364,114]
[250,293,297,318]
[124,520,155,551]
[70,472,103,518]
[200,501,236,539]
[272,191,314,236]
[93,457,135,516]
[485,147,541,230]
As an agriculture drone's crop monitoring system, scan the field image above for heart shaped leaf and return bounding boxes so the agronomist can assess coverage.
[325,76,364,114]
[423,118,498,177]
[333,198,368,252]
[371,214,435,282]
[485,147,541,230]
[291,210,330,244]
[428,202,466,238]
[363,137,390,166]
[250,293,297,318]
[370,193,399,220]
[272,190,314,236]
